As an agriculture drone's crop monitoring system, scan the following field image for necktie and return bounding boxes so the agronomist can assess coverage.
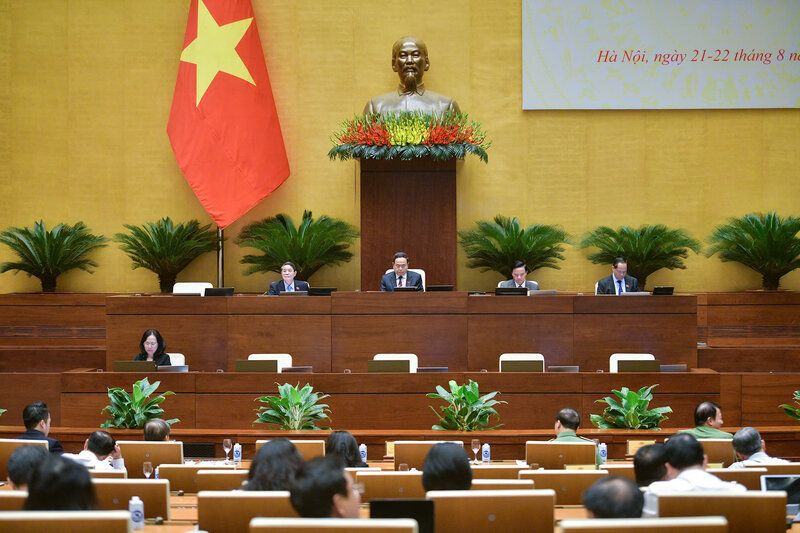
[617,279,624,295]
[287,283,293,292]
[518,284,524,288]
[397,276,404,287]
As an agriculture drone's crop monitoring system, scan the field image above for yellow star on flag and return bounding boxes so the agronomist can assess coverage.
[180,0,255,106]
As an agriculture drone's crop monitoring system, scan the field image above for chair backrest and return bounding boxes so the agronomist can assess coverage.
[250,517,419,532]
[471,479,534,490]
[525,441,597,469]
[197,469,248,491]
[355,471,425,501]
[657,491,786,533]
[385,269,426,291]
[166,352,185,366]
[601,463,635,482]
[499,353,545,372]
[197,490,297,533]
[627,439,656,456]
[157,463,234,493]
[697,439,736,467]
[394,440,463,471]
[470,464,530,479]
[248,353,293,372]
[374,354,418,373]
[0,438,49,480]
[172,281,213,294]
[0,490,27,511]
[594,281,599,295]
[518,470,608,505]
[609,353,654,373]
[89,469,127,479]
[92,478,170,519]
[255,439,326,461]
[116,440,183,479]
[558,516,729,532]
[706,467,766,490]
[427,489,555,533]
[0,510,131,532]
[746,462,800,475]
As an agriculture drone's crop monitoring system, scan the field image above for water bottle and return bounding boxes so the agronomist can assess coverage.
[233,443,242,463]
[359,443,367,463]
[481,443,491,462]
[598,443,608,463]
[128,496,144,530]
[154,466,159,479]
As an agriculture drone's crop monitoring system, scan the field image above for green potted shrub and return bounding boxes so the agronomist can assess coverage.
[114,217,219,293]
[0,220,108,292]
[428,380,506,431]
[590,384,672,430]
[254,383,331,430]
[706,212,800,290]
[580,224,701,290]
[101,378,179,429]
[779,390,800,422]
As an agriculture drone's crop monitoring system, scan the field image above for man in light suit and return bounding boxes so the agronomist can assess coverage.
[498,260,539,291]
[596,257,640,294]
[267,261,310,295]
[380,252,423,291]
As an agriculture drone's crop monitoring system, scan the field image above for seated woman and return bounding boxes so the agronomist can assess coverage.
[326,430,367,468]
[422,442,472,491]
[245,439,305,491]
[133,329,171,366]
[25,455,97,510]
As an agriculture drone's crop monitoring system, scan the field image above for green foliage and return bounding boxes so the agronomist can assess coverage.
[590,384,671,429]
[114,217,219,293]
[580,225,701,290]
[329,143,490,163]
[428,380,506,431]
[706,212,800,290]
[0,408,6,417]
[254,383,331,430]
[779,390,800,422]
[0,220,108,292]
[101,378,179,429]
[458,215,571,279]
[237,211,359,280]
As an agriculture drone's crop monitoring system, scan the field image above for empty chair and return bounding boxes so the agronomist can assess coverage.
[609,353,655,373]
[499,353,545,372]
[0,438,48,480]
[745,462,800,475]
[250,517,419,532]
[394,440,463,471]
[0,491,27,511]
[157,463,234,493]
[657,491,786,533]
[471,479,534,490]
[89,469,127,479]
[601,463,636,482]
[525,441,597,469]
[197,490,297,533]
[116,440,183,479]
[558,516,729,532]
[697,439,736,467]
[92,478,170,519]
[248,353,293,372]
[172,281,213,295]
[197,469,248,491]
[355,471,425,501]
[384,268,426,291]
[518,470,608,505]
[427,489,555,533]
[0,510,131,532]
[471,464,530,479]
[166,352,185,366]
[627,440,656,456]
[256,439,325,461]
[706,467,766,490]
[373,353,419,373]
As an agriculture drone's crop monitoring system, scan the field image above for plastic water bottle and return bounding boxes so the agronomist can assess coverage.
[359,443,367,463]
[154,466,159,479]
[233,443,242,463]
[129,496,144,530]
[481,443,491,462]
[598,443,608,463]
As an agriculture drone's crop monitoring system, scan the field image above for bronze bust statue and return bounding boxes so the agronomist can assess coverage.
[363,36,460,115]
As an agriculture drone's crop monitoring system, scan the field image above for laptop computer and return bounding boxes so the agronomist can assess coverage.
[761,474,800,515]
[370,499,434,533]
[617,359,661,372]
[204,287,234,296]
[495,287,527,296]
[308,287,336,296]
[235,359,278,372]
[531,289,558,295]
[113,360,156,372]
[426,285,454,292]
[157,365,188,373]
[652,286,674,295]
[279,290,308,296]
[393,286,419,292]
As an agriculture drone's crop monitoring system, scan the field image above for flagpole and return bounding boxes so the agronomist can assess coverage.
[217,228,224,288]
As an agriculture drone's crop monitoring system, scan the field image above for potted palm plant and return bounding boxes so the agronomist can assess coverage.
[236,211,359,281]
[580,224,701,290]
[0,220,108,292]
[706,212,800,290]
[114,217,218,293]
[457,215,571,280]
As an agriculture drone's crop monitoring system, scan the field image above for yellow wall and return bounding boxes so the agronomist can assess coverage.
[1,0,798,293]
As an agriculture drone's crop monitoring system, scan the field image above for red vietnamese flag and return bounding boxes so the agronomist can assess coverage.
[167,0,289,229]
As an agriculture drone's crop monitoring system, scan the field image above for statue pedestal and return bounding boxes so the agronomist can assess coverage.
[359,158,457,290]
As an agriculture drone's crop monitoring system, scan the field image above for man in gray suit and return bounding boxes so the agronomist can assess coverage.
[498,261,539,291]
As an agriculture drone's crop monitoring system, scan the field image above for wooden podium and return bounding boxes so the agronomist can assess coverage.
[359,158,457,290]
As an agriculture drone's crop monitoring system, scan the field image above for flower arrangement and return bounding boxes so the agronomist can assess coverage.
[328,111,491,163]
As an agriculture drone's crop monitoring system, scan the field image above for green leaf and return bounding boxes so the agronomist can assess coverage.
[428,380,506,432]
[100,378,177,429]
[254,382,331,430]
[590,384,670,429]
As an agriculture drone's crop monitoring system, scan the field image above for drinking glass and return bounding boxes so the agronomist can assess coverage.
[223,439,233,463]
[471,439,481,464]
[398,463,409,471]
[143,461,153,479]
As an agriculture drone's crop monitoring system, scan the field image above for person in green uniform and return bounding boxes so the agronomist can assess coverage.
[549,408,602,465]
[680,402,733,439]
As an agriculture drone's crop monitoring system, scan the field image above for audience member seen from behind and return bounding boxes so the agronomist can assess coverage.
[6,444,49,490]
[633,443,667,487]
[729,426,789,468]
[133,329,171,366]
[290,456,361,518]
[550,407,602,465]
[246,438,305,491]
[583,476,644,518]
[681,401,732,439]
[144,418,171,441]
[63,430,125,471]
[421,442,472,491]
[326,431,367,468]
[17,401,63,454]
[643,433,745,517]
[24,455,97,511]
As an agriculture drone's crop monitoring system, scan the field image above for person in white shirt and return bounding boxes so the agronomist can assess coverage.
[64,430,126,472]
[728,426,790,469]
[643,433,745,517]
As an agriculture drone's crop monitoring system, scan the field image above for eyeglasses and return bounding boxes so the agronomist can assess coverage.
[144,341,158,347]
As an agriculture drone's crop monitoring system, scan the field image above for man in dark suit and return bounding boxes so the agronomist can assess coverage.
[380,251,423,291]
[266,261,310,295]
[498,260,540,291]
[17,401,63,454]
[596,257,640,295]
